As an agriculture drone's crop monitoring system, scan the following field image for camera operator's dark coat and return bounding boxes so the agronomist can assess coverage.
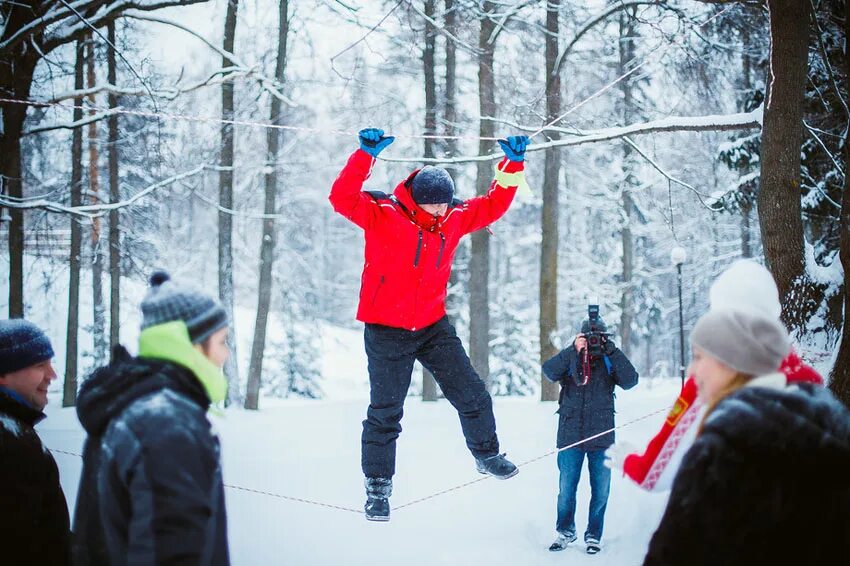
[643,383,850,566]
[0,389,71,566]
[543,345,638,451]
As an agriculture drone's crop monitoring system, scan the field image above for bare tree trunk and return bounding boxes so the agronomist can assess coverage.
[63,40,85,407]
[759,0,818,332]
[107,22,121,353]
[87,38,107,367]
[741,200,753,258]
[540,0,561,402]
[470,1,496,390]
[740,24,754,260]
[828,0,850,407]
[422,0,439,402]
[0,52,37,318]
[220,0,240,404]
[443,8,460,292]
[618,11,637,357]
[245,0,289,410]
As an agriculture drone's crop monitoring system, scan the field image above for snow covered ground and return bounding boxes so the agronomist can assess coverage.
[42,330,680,565]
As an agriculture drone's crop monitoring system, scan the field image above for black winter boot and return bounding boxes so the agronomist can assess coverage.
[475,453,519,479]
[364,477,392,522]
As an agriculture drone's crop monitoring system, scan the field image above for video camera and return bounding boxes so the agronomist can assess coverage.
[583,304,612,358]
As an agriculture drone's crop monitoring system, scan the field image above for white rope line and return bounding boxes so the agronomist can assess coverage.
[393,404,670,511]
[0,97,500,142]
[48,447,364,513]
[46,403,671,515]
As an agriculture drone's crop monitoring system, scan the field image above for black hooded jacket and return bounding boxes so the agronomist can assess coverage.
[643,383,850,566]
[72,346,229,566]
[0,390,70,566]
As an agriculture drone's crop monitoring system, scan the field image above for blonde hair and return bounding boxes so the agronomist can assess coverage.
[698,373,754,435]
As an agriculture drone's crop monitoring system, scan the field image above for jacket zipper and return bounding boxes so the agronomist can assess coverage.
[413,230,423,267]
[435,233,446,268]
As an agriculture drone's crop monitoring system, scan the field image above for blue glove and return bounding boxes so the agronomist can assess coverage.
[498,135,529,162]
[359,128,395,158]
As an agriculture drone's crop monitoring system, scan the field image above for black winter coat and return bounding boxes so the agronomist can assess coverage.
[72,347,229,566]
[543,345,638,450]
[643,383,850,566]
[0,389,70,566]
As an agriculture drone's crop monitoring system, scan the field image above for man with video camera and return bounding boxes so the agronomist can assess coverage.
[542,305,638,555]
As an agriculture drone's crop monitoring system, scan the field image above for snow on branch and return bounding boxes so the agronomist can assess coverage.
[404,0,481,54]
[382,106,763,165]
[0,163,211,218]
[40,0,210,53]
[24,109,118,135]
[121,10,295,107]
[46,67,251,104]
[553,1,664,78]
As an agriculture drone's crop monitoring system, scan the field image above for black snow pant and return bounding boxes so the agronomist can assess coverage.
[361,316,500,478]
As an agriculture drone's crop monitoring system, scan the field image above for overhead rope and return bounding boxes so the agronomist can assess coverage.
[47,403,671,516]
[0,97,499,142]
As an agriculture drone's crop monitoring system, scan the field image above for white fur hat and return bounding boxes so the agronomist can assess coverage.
[709,260,781,319]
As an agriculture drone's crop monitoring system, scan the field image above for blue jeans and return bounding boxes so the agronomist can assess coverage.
[556,448,611,541]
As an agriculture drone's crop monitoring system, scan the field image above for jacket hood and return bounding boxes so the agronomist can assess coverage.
[76,345,209,436]
[704,384,850,485]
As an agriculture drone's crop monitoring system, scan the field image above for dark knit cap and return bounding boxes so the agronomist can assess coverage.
[411,166,455,205]
[0,319,55,375]
[140,271,228,344]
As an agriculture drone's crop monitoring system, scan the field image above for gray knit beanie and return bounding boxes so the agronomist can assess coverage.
[140,271,228,344]
[690,310,790,376]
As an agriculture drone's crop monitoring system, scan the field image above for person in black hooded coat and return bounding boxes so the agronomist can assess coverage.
[72,272,231,566]
[643,309,850,566]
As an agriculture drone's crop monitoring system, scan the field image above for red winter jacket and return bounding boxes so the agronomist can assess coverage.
[329,149,523,330]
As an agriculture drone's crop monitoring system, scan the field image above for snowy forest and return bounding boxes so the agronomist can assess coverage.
[1,0,847,407]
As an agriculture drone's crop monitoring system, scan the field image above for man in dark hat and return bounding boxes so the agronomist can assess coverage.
[330,127,529,521]
[0,319,71,565]
[542,309,639,555]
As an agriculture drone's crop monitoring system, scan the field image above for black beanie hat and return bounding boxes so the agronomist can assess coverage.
[411,166,455,205]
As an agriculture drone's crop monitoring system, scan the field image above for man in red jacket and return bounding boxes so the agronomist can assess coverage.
[330,127,529,521]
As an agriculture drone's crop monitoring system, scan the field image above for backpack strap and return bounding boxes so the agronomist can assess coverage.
[603,355,613,376]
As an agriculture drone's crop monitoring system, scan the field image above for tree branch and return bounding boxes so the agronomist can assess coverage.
[122,10,295,107]
[381,106,763,164]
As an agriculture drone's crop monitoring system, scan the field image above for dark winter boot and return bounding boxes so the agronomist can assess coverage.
[364,477,392,522]
[548,531,577,552]
[475,453,519,479]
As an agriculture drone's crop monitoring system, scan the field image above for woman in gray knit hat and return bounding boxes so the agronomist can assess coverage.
[643,309,850,566]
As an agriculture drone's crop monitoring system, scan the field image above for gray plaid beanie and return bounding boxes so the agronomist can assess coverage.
[0,319,54,374]
[690,309,790,376]
[411,166,455,204]
[140,271,228,344]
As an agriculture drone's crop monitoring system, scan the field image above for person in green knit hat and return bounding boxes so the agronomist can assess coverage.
[72,271,231,566]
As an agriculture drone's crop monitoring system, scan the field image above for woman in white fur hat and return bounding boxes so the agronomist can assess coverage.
[642,309,850,566]
[607,260,822,492]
